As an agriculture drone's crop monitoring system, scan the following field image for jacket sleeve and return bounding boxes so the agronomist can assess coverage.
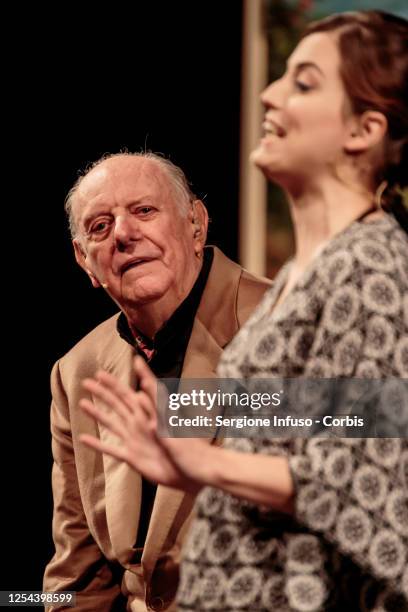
[288,269,408,600]
[236,270,272,328]
[43,361,125,612]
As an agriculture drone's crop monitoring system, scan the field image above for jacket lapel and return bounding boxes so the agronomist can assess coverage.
[142,248,242,570]
[180,317,222,378]
[93,334,143,565]
[141,314,224,572]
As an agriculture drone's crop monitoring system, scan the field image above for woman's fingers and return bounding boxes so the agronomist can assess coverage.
[92,369,157,424]
[82,376,135,424]
[94,370,145,415]
[79,397,129,440]
[133,356,158,409]
[80,433,129,463]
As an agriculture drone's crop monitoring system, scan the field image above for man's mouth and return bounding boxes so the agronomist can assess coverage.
[121,257,155,274]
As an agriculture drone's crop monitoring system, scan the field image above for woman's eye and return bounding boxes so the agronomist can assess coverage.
[138,206,153,214]
[295,80,312,93]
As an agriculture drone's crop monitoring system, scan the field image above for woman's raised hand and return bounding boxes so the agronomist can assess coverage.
[79,356,213,494]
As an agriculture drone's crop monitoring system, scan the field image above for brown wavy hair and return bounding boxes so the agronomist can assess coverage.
[304,11,408,229]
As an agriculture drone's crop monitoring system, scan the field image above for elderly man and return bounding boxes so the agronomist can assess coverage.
[43,152,270,611]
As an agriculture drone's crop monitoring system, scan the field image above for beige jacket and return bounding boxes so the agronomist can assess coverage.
[43,247,271,611]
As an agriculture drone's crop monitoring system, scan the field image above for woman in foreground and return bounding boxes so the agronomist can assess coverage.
[80,11,408,611]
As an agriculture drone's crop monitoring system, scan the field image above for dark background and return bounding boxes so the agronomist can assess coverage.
[5,2,243,591]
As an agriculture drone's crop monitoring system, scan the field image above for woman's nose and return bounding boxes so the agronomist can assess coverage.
[260,78,284,109]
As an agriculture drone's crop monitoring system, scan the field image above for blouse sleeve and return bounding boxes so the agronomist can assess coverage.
[288,257,408,599]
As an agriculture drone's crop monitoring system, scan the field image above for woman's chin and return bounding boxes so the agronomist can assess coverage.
[251,141,281,168]
[250,146,269,169]
[250,148,278,179]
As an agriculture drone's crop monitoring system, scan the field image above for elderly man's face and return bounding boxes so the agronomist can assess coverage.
[72,157,207,314]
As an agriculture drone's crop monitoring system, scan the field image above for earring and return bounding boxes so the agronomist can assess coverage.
[375,180,388,209]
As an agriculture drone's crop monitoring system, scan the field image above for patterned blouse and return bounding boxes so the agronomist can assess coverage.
[177,215,408,611]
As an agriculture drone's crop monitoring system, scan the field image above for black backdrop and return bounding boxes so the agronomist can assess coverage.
[5,2,243,591]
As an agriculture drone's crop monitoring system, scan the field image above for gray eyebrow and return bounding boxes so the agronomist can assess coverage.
[82,198,154,228]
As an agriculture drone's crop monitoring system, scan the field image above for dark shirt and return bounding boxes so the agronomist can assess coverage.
[116,247,214,559]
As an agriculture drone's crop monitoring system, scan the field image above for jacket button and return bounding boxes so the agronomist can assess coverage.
[149,596,165,611]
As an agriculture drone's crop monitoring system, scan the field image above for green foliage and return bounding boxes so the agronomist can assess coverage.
[265,0,310,82]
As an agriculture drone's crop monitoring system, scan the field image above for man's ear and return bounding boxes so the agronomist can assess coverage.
[344,111,388,154]
[73,239,101,288]
[191,200,209,255]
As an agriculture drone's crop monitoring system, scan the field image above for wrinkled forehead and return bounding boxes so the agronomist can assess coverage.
[72,158,176,219]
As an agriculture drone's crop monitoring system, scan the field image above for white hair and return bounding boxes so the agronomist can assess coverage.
[65,151,196,239]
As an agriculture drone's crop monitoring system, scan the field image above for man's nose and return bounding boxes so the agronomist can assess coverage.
[113,214,141,251]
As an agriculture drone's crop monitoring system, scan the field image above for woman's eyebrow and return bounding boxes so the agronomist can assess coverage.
[292,61,325,77]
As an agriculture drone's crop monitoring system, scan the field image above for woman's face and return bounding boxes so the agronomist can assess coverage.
[251,32,354,188]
